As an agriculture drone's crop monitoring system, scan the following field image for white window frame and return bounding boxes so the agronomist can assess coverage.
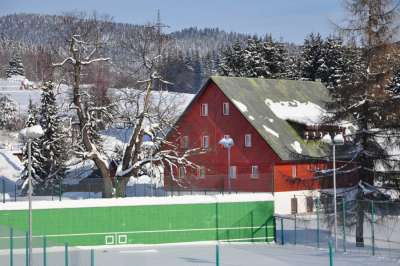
[229,165,237,179]
[201,103,208,116]
[245,134,252,147]
[222,102,230,115]
[198,166,206,179]
[181,136,189,149]
[251,165,259,178]
[179,166,186,178]
[202,135,209,149]
[292,165,297,178]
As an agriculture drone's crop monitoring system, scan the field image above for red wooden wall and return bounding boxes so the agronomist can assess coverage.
[165,81,280,192]
[164,81,360,192]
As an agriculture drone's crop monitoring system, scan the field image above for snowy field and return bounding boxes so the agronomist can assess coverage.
[0,242,398,266]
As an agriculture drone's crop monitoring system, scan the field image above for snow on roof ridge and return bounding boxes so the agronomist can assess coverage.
[264,98,326,126]
[0,193,274,211]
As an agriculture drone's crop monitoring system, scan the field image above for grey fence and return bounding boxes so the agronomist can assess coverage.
[275,198,400,260]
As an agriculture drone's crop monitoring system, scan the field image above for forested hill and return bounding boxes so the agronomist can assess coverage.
[0,13,254,93]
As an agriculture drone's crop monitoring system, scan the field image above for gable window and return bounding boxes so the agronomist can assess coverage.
[198,166,206,179]
[181,136,189,149]
[229,165,237,179]
[202,135,209,149]
[222,102,230,115]
[201,103,208,116]
[291,165,297,178]
[245,134,252,147]
[178,166,186,178]
[251,165,259,178]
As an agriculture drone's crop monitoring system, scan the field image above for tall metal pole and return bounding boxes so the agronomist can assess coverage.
[333,144,338,250]
[150,152,153,196]
[227,147,231,192]
[28,139,33,266]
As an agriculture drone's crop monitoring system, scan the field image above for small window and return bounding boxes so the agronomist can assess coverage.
[198,166,206,178]
[229,166,237,179]
[202,135,209,149]
[223,102,230,115]
[201,103,208,116]
[306,197,314,213]
[179,166,186,178]
[291,165,297,178]
[245,134,252,147]
[181,136,189,149]
[291,197,298,214]
[251,165,259,178]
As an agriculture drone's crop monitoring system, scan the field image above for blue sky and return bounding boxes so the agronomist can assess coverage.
[0,0,344,43]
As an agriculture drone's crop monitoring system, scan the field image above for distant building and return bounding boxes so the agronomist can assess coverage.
[164,76,359,214]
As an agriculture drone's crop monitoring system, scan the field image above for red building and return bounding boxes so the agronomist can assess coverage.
[165,76,358,214]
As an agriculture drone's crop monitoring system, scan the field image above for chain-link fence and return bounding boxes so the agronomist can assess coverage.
[275,198,400,260]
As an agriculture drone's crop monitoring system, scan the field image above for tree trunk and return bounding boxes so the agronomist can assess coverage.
[116,177,130,197]
[103,176,114,198]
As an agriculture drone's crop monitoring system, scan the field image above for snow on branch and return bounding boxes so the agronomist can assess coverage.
[81,57,111,65]
[52,57,77,67]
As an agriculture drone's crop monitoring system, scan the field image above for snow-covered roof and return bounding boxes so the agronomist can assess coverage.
[206,76,331,160]
[0,148,23,184]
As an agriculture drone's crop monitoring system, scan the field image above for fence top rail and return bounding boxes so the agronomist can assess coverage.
[0,193,274,211]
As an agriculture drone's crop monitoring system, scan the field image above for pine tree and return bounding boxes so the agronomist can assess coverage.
[317,37,347,90]
[299,33,325,81]
[6,52,24,77]
[387,69,400,94]
[39,81,66,192]
[0,94,18,130]
[219,38,287,78]
[19,103,45,194]
[327,0,400,247]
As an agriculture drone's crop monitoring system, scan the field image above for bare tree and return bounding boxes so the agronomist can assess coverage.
[53,14,198,197]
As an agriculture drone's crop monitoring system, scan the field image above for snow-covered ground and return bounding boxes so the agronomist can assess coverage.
[0,242,398,266]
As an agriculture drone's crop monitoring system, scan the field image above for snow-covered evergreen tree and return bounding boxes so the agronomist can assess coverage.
[317,37,346,90]
[387,69,400,94]
[19,102,45,194]
[39,81,66,191]
[218,38,287,78]
[0,94,18,130]
[6,52,24,77]
[299,33,324,81]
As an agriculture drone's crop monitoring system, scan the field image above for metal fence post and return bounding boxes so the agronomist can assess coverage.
[273,216,277,243]
[251,211,254,242]
[215,201,219,241]
[2,178,5,203]
[265,219,269,242]
[43,236,47,266]
[342,198,346,253]
[316,197,320,248]
[25,232,28,266]
[91,249,94,266]
[65,242,69,266]
[215,244,220,266]
[294,214,297,245]
[371,200,375,256]
[329,240,334,266]
[59,178,62,201]
[9,228,13,266]
[280,217,284,245]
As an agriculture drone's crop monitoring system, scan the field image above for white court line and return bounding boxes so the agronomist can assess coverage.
[0,225,274,239]
[119,249,158,254]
